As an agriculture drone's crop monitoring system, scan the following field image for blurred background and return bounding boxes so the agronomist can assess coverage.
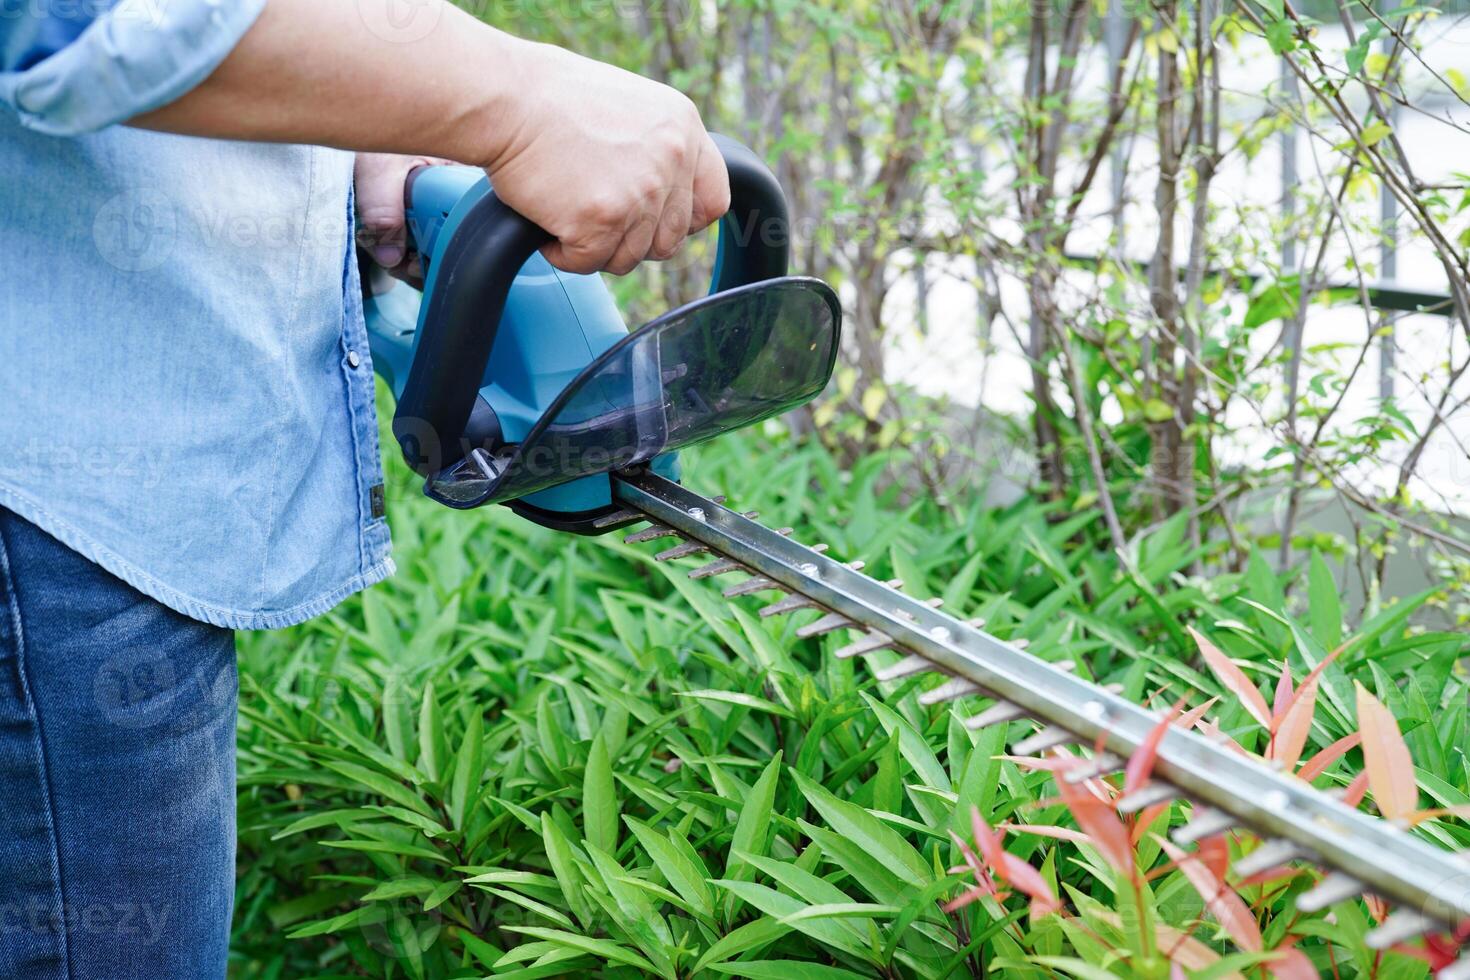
[495,0,1470,617]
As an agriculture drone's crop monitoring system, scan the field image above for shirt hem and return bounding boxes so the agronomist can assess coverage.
[0,483,395,631]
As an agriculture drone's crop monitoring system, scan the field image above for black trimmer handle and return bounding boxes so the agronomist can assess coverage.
[392,133,790,477]
[709,132,790,289]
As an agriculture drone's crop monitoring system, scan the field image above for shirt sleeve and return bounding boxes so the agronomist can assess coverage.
[0,0,269,136]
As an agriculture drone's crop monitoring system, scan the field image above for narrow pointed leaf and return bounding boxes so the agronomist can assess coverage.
[1190,627,1271,729]
[1355,683,1418,820]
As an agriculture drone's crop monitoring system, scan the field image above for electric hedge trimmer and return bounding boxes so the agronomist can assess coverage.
[364,135,1470,970]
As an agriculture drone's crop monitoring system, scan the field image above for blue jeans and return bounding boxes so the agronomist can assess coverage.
[0,507,237,978]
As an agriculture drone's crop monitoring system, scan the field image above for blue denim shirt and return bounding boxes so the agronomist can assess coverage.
[0,1,395,629]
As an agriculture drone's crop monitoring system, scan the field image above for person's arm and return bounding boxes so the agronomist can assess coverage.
[137,0,728,276]
[6,0,727,275]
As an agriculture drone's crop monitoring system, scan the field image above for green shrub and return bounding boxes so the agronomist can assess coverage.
[231,424,1469,978]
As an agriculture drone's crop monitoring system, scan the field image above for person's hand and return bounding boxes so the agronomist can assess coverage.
[479,40,730,276]
[354,152,450,286]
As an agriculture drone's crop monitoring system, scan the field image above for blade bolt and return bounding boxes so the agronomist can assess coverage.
[687,507,706,522]
[930,626,951,643]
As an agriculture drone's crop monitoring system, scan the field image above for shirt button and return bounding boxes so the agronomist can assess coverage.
[347,350,362,369]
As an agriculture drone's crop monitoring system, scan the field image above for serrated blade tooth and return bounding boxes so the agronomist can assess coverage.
[845,560,866,572]
[723,577,781,597]
[967,617,986,629]
[835,631,894,659]
[919,677,982,704]
[655,540,709,561]
[1012,725,1073,755]
[625,524,679,544]
[1295,871,1364,913]
[1172,807,1235,844]
[1436,958,1470,980]
[1011,637,1029,649]
[594,508,644,528]
[1365,910,1435,949]
[797,612,855,638]
[760,594,818,617]
[1115,782,1177,814]
[875,654,934,681]
[964,700,1028,729]
[1063,753,1123,783]
[1232,839,1305,879]
[689,558,742,580]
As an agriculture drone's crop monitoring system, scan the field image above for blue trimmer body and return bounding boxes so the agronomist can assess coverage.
[365,164,678,529]
[362,135,842,535]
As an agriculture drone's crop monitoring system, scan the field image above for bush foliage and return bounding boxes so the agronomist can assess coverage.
[231,425,1470,979]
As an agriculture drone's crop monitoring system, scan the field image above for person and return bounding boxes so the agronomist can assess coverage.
[0,1,729,976]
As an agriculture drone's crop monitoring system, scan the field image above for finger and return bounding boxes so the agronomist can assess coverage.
[354,154,443,269]
[688,134,731,233]
[650,182,694,260]
[604,209,660,276]
[541,224,624,275]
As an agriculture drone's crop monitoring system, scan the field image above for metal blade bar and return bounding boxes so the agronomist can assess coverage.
[612,470,1470,926]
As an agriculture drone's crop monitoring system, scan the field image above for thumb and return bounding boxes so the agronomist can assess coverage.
[354,153,440,269]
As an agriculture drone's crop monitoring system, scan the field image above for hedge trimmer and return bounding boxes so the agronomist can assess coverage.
[364,135,1470,972]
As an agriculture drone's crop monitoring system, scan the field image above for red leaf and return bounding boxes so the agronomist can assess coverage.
[1355,683,1419,820]
[1272,663,1294,729]
[1131,802,1171,845]
[1190,627,1272,729]
[1004,823,1092,845]
[969,807,1007,869]
[1342,770,1370,807]
[1195,833,1230,881]
[1239,866,1304,887]
[1158,836,1264,952]
[1297,732,1361,783]
[1126,699,1185,796]
[1057,761,1135,876]
[956,809,1059,918]
[1407,804,1470,827]
[1270,676,1318,771]
[999,852,1061,917]
[1178,696,1219,731]
[1267,944,1318,980]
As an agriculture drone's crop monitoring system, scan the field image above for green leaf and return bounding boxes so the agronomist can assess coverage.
[690,916,791,976]
[583,732,619,854]
[725,753,780,865]
[678,689,795,718]
[710,962,873,980]
[417,681,443,783]
[1307,551,1343,651]
[790,770,931,883]
[540,811,593,927]
[448,709,484,830]
[321,761,433,818]
[626,817,714,919]
[861,693,950,793]
[502,926,659,974]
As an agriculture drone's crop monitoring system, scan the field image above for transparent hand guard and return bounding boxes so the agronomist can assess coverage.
[425,277,841,509]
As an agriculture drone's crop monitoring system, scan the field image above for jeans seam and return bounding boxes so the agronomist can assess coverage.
[0,517,73,980]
